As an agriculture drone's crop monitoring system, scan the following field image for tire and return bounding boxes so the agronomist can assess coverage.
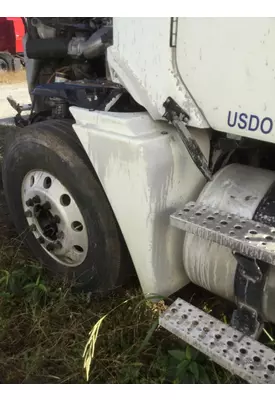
[2,119,131,293]
[0,53,13,73]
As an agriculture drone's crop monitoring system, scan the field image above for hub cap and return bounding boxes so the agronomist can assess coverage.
[21,170,88,267]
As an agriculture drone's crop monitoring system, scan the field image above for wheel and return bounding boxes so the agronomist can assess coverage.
[2,119,131,292]
[0,53,13,73]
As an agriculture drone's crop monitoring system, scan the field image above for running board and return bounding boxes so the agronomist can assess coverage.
[170,201,275,265]
[159,298,275,384]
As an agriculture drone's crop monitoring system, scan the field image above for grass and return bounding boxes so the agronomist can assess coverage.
[0,246,240,384]
[0,70,27,85]
[0,206,242,384]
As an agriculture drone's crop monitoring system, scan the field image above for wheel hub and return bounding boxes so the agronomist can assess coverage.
[34,202,59,240]
[21,170,88,267]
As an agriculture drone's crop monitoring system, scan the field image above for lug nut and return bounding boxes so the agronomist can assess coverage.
[24,210,32,218]
[53,215,61,224]
[55,241,62,250]
[38,236,45,244]
[43,201,51,210]
[32,195,41,204]
[56,231,64,240]
[30,224,37,232]
[46,243,55,251]
[26,199,34,207]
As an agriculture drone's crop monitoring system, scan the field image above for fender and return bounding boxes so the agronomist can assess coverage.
[69,106,210,296]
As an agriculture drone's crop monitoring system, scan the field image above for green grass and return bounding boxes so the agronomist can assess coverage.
[0,234,243,384]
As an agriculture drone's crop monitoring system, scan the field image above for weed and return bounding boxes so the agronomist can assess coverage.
[0,245,240,384]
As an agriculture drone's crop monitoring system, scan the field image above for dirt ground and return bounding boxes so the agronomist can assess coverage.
[0,70,27,85]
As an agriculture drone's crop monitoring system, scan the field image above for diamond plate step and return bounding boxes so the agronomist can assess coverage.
[160,298,275,384]
[170,201,275,265]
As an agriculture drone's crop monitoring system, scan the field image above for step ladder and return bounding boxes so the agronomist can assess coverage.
[159,202,275,384]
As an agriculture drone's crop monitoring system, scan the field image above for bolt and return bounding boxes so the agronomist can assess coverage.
[53,215,61,224]
[43,201,51,210]
[38,236,45,244]
[24,210,32,218]
[32,195,41,204]
[46,243,54,252]
[26,198,34,207]
[30,224,37,232]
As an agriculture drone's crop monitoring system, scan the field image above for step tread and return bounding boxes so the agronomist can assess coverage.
[159,298,275,384]
[170,201,275,265]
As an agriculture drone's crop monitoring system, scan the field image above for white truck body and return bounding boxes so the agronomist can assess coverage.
[71,17,275,296]
[7,17,275,383]
[70,107,209,296]
[108,17,275,143]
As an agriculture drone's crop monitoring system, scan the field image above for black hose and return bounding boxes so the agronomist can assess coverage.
[26,38,70,59]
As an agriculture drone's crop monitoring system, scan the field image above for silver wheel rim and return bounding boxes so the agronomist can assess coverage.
[21,170,89,267]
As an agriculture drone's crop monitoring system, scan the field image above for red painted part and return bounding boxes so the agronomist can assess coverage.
[0,17,25,55]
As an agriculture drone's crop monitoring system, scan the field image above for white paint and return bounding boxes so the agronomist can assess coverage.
[176,18,275,144]
[107,18,275,144]
[107,18,209,128]
[70,106,210,296]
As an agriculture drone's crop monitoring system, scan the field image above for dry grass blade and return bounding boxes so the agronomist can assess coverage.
[83,316,106,381]
[83,297,136,381]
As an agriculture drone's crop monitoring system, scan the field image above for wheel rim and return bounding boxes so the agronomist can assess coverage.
[21,170,89,267]
[0,58,8,73]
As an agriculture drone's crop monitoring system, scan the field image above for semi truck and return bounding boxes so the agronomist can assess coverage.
[0,17,25,72]
[4,17,275,383]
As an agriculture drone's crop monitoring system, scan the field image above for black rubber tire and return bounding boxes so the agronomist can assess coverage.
[0,53,13,72]
[2,119,131,293]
